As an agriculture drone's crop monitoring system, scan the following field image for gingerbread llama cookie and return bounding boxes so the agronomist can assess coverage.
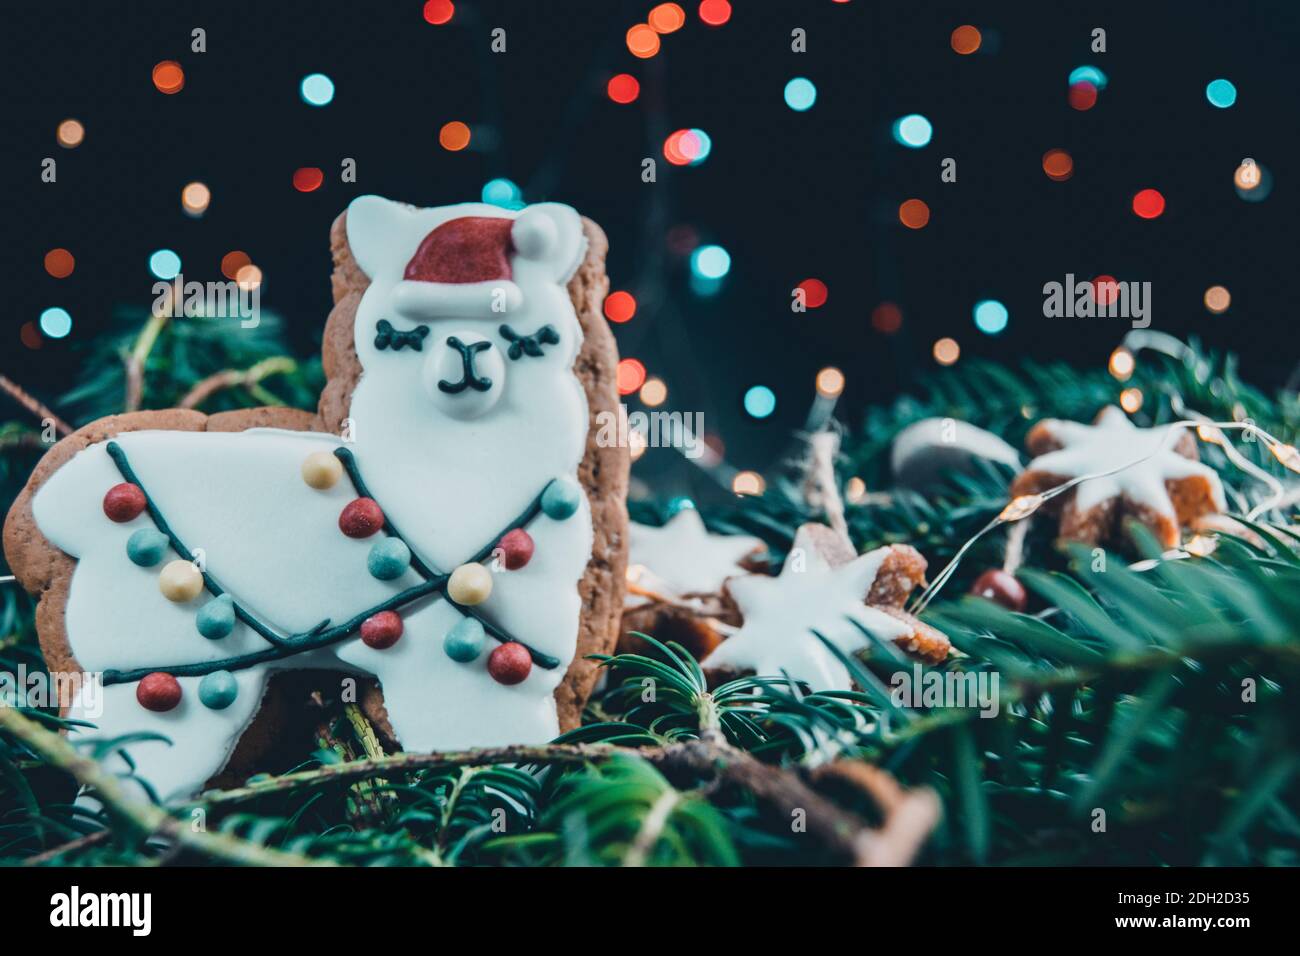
[1009,405,1224,549]
[3,196,629,802]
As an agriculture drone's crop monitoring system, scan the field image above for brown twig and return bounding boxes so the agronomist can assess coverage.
[178,357,297,410]
[811,760,943,866]
[0,374,72,437]
[21,829,111,866]
[0,706,331,867]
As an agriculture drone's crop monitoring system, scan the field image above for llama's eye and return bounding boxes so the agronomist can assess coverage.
[375,319,430,352]
[499,323,559,361]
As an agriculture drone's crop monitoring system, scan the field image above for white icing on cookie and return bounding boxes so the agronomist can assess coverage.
[1026,406,1226,517]
[626,509,764,607]
[891,417,1022,489]
[29,197,595,802]
[701,528,913,691]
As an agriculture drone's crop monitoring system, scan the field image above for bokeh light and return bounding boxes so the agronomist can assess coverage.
[732,471,765,496]
[1068,82,1097,111]
[933,337,960,366]
[1132,188,1166,219]
[845,476,867,503]
[152,61,185,95]
[56,119,84,148]
[221,251,251,281]
[1069,65,1108,90]
[664,129,703,165]
[649,3,686,32]
[691,244,731,279]
[797,278,828,309]
[617,358,647,396]
[816,367,845,398]
[698,0,732,27]
[423,0,454,25]
[892,114,933,148]
[1120,387,1144,413]
[481,177,523,208]
[20,322,42,350]
[1204,285,1231,314]
[603,290,637,324]
[607,73,640,104]
[439,121,471,151]
[1093,275,1119,306]
[951,25,981,55]
[1234,158,1261,191]
[687,128,712,165]
[640,377,668,406]
[235,264,263,291]
[743,385,777,419]
[871,302,903,334]
[973,299,1009,335]
[899,199,930,229]
[181,181,210,216]
[39,307,73,339]
[784,77,817,111]
[300,73,335,107]
[292,167,324,192]
[1109,347,1135,380]
[1205,78,1237,108]
[627,24,660,58]
[1042,149,1074,181]
[149,249,181,280]
[44,248,75,279]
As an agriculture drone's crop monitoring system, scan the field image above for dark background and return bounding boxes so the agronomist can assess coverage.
[6,0,1297,479]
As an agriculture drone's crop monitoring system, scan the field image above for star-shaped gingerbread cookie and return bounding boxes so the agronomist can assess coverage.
[701,523,950,691]
[626,508,765,604]
[1010,405,1225,549]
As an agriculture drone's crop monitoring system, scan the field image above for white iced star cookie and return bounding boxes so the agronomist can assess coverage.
[1010,405,1225,549]
[626,508,764,605]
[700,524,949,691]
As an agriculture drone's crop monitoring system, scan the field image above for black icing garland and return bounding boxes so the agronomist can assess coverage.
[374,319,430,352]
[499,323,559,360]
[100,441,559,686]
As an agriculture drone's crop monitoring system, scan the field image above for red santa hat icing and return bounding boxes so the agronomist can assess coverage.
[403,216,515,284]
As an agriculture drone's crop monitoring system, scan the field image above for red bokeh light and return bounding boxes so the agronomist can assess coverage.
[797,279,828,309]
[617,358,648,395]
[423,0,454,25]
[1068,81,1097,111]
[698,0,732,27]
[607,73,640,104]
[604,291,637,324]
[292,167,324,192]
[1132,188,1166,219]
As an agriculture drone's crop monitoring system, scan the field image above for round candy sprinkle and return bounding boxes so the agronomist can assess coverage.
[368,538,412,580]
[301,450,343,489]
[196,594,236,639]
[444,617,487,662]
[339,498,384,538]
[360,610,404,649]
[540,478,581,520]
[137,672,182,712]
[159,559,204,602]
[487,642,532,685]
[969,568,1028,613]
[496,528,535,570]
[126,527,169,566]
[103,483,147,522]
[198,670,238,710]
[447,562,493,605]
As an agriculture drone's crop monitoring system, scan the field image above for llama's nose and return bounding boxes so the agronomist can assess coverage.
[421,331,505,420]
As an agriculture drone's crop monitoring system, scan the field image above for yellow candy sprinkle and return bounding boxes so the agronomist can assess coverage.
[159,559,204,603]
[447,562,493,605]
[301,450,343,490]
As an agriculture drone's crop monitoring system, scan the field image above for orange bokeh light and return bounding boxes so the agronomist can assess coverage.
[626,24,660,58]
[439,121,471,151]
[56,119,84,148]
[899,199,931,229]
[44,248,75,279]
[617,358,648,395]
[951,25,981,54]
[1042,149,1073,181]
[152,61,185,95]
[649,3,686,33]
[221,251,251,281]
[698,0,732,26]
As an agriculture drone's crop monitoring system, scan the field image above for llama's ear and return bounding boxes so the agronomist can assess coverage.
[346,196,419,280]
[511,203,587,284]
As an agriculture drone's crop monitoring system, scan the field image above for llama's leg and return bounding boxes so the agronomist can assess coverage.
[69,668,270,803]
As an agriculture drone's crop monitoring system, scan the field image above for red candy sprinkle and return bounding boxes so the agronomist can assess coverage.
[136,672,182,712]
[103,483,147,522]
[403,217,514,284]
[339,498,384,538]
[496,528,535,570]
[360,610,404,649]
[487,642,532,685]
